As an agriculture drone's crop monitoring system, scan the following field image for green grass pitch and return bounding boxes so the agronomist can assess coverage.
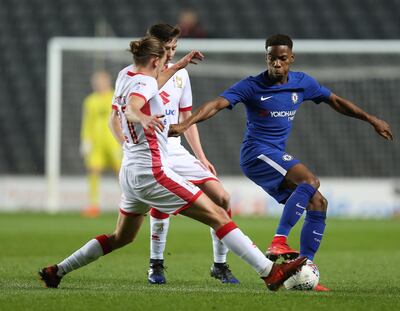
[0,213,399,310]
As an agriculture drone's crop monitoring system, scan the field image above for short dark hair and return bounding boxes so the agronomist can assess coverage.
[265,34,293,50]
[147,23,181,43]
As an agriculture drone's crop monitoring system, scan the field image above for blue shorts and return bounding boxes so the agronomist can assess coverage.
[240,146,300,203]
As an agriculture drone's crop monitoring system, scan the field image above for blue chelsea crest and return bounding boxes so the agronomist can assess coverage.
[291,92,298,104]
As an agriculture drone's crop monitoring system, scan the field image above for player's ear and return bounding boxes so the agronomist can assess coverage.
[152,56,160,68]
[290,53,295,63]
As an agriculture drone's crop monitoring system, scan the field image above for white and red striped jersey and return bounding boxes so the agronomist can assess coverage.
[120,64,192,148]
[112,66,168,168]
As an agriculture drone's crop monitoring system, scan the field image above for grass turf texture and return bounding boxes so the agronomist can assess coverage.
[0,213,399,311]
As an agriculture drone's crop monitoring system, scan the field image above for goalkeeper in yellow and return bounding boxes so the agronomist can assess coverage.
[80,71,122,217]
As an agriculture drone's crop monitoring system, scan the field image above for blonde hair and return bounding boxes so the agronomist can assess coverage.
[129,36,165,66]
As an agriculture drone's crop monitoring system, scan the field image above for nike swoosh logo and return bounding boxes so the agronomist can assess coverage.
[296,203,306,210]
[313,230,324,236]
[261,96,273,101]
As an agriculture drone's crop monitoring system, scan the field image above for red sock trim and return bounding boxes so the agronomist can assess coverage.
[227,209,232,218]
[272,235,287,244]
[95,234,112,255]
[150,207,170,219]
[215,221,238,240]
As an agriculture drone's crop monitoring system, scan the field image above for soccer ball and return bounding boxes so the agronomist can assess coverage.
[283,261,320,290]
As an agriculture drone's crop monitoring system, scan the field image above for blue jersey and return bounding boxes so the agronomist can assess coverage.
[220,71,331,154]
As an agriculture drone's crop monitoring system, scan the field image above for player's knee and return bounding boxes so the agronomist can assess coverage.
[217,191,230,210]
[308,194,328,212]
[211,207,231,230]
[321,196,328,212]
[302,176,320,189]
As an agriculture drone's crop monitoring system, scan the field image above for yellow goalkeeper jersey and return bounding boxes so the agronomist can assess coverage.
[81,90,118,147]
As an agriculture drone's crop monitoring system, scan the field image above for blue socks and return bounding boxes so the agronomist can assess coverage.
[300,211,327,261]
[276,183,317,236]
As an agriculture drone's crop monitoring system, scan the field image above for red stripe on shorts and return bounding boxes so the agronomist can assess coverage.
[142,101,197,202]
[172,190,203,215]
[150,207,170,219]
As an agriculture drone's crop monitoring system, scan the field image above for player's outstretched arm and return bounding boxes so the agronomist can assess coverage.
[109,110,125,146]
[181,110,217,175]
[168,96,230,137]
[327,93,394,141]
[157,51,204,89]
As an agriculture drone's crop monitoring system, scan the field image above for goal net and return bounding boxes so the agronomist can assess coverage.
[46,38,400,211]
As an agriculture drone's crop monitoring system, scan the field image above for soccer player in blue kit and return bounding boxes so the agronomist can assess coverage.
[169,34,393,291]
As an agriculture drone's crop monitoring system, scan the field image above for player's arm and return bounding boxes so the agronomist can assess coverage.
[180,110,217,175]
[327,93,393,141]
[157,51,204,88]
[125,95,165,133]
[169,96,230,137]
[108,110,124,146]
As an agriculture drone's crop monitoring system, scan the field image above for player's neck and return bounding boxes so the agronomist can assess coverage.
[135,65,157,78]
[265,71,288,85]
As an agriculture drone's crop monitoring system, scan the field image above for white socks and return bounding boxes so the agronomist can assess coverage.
[150,215,170,260]
[210,227,229,263]
[57,238,105,276]
[150,214,230,263]
[216,222,273,277]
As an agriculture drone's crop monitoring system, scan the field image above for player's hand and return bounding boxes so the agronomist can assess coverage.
[173,51,204,70]
[371,117,394,141]
[141,114,165,134]
[199,157,217,176]
[168,123,186,137]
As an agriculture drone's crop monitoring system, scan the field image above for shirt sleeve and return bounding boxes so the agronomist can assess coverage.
[302,73,331,104]
[128,76,158,102]
[179,69,192,112]
[219,78,253,110]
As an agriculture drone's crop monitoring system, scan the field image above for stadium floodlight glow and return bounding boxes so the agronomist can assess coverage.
[46,38,400,212]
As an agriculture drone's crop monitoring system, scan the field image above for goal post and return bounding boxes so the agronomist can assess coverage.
[46,38,400,212]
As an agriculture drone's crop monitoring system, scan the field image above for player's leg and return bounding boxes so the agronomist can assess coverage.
[39,211,145,288]
[148,207,170,284]
[197,180,238,283]
[299,191,328,260]
[82,150,105,217]
[240,150,301,259]
[276,165,329,291]
[277,163,327,260]
[267,163,319,259]
[166,146,239,283]
[179,193,307,291]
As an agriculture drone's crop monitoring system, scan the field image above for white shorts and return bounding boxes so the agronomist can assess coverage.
[119,164,202,216]
[167,144,218,185]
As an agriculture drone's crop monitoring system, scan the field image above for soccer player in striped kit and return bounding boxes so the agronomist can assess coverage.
[39,36,307,291]
[143,24,239,284]
[169,34,393,291]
